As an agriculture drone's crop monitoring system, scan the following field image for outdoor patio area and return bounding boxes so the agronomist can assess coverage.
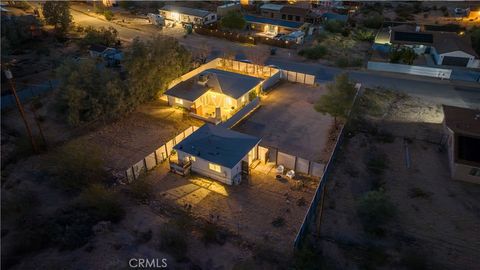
[149,160,320,250]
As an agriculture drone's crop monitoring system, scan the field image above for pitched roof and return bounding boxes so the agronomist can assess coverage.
[280,6,310,17]
[244,15,305,29]
[165,69,263,101]
[321,12,348,22]
[432,32,478,57]
[160,5,212,18]
[174,124,261,168]
[260,4,284,11]
[443,105,480,135]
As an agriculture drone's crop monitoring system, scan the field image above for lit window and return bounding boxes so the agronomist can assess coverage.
[209,163,221,172]
[175,98,183,105]
[190,156,196,162]
[226,97,232,105]
[241,96,245,102]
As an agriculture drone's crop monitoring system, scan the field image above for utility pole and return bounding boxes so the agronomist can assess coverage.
[29,98,47,147]
[4,69,38,153]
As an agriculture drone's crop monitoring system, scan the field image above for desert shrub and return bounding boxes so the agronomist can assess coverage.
[135,229,153,244]
[335,57,363,68]
[336,57,349,67]
[77,184,125,223]
[158,223,188,260]
[367,154,389,175]
[298,45,327,60]
[220,11,246,30]
[357,189,395,235]
[81,26,118,47]
[362,245,390,267]
[248,90,258,101]
[104,10,114,21]
[395,4,415,20]
[50,207,98,250]
[129,176,153,202]
[324,20,345,33]
[47,142,106,192]
[271,217,285,227]
[353,28,375,41]
[408,187,431,199]
[362,12,384,29]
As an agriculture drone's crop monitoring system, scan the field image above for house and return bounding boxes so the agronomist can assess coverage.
[88,44,123,66]
[260,4,319,23]
[164,69,263,123]
[321,12,348,23]
[159,5,217,25]
[173,124,261,185]
[217,2,241,17]
[245,15,306,36]
[442,105,480,184]
[373,25,480,68]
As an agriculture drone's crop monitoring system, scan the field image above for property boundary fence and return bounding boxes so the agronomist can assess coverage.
[124,126,199,182]
[279,70,316,85]
[259,145,325,178]
[293,84,362,249]
[367,61,452,79]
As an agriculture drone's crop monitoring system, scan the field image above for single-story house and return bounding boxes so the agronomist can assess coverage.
[373,25,479,68]
[442,105,480,184]
[88,44,123,66]
[159,5,217,25]
[321,12,348,23]
[245,14,306,36]
[164,69,263,122]
[173,124,261,185]
[260,3,320,23]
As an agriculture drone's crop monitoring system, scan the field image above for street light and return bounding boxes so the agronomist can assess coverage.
[4,68,38,153]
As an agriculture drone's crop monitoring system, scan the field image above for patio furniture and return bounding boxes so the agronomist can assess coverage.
[276,165,284,174]
[286,170,295,179]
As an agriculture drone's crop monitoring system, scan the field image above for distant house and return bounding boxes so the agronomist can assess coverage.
[321,12,348,23]
[245,14,306,36]
[173,124,261,185]
[442,105,480,184]
[88,44,123,66]
[260,4,319,23]
[164,69,263,123]
[373,25,480,68]
[159,5,217,25]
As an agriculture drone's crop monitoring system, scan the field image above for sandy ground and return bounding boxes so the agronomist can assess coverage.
[234,82,334,163]
[316,91,480,269]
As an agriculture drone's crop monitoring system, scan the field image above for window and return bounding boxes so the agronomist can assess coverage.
[282,14,286,20]
[470,168,480,177]
[190,156,196,162]
[287,15,293,20]
[175,98,183,105]
[295,16,300,21]
[209,163,221,173]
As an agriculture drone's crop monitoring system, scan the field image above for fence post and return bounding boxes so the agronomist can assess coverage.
[295,72,298,82]
[275,148,279,165]
[154,150,158,165]
[294,156,298,172]
[164,144,168,157]
[308,161,312,175]
[143,158,148,173]
[131,166,136,181]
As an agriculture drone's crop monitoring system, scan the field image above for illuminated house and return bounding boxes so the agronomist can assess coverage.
[159,5,217,25]
[164,69,263,123]
[443,105,480,184]
[173,124,261,185]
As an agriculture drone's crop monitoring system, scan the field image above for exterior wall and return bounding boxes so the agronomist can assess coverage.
[167,95,193,109]
[177,150,234,185]
[159,10,216,25]
[431,46,441,65]
[436,50,476,67]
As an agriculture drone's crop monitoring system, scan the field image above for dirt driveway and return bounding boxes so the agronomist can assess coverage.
[233,82,333,162]
[149,162,319,252]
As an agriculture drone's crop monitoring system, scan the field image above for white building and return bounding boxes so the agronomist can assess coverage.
[159,5,217,25]
[173,124,261,185]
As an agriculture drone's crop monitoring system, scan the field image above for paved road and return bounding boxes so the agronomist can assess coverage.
[67,4,480,109]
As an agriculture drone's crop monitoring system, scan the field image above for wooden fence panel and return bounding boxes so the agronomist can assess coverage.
[145,153,156,170]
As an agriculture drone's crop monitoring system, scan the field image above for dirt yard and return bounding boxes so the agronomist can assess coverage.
[315,89,480,269]
[147,161,320,254]
[233,82,334,163]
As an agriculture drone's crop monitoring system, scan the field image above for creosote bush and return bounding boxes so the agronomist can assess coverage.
[357,189,395,235]
[158,223,188,261]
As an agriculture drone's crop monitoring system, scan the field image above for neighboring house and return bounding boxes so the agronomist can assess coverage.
[321,12,348,23]
[159,5,217,25]
[217,2,241,17]
[173,124,261,185]
[245,14,306,36]
[88,44,123,66]
[164,69,263,123]
[442,105,480,185]
[373,25,480,68]
[260,4,319,23]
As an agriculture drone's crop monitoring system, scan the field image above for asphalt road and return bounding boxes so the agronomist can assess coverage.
[67,4,480,109]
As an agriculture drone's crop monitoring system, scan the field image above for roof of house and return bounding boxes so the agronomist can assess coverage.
[280,6,310,17]
[260,4,284,11]
[391,31,434,45]
[432,32,478,57]
[165,69,263,101]
[160,5,212,18]
[174,124,261,168]
[244,15,304,29]
[443,105,480,135]
[321,12,348,22]
[89,44,108,53]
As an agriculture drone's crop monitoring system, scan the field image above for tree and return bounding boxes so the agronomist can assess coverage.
[362,12,384,29]
[314,73,356,126]
[82,26,118,47]
[389,47,417,65]
[56,59,126,126]
[42,2,72,36]
[220,11,246,30]
[124,36,192,106]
